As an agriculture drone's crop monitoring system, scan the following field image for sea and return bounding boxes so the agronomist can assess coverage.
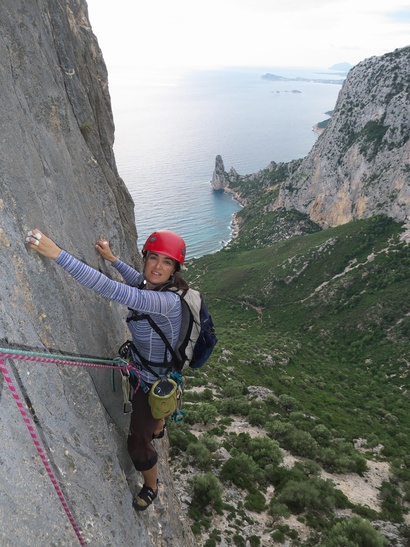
[108,66,342,259]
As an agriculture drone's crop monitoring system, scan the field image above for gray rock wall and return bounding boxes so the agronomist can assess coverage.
[0,1,194,545]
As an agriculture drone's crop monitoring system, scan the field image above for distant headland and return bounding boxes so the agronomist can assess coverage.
[262,63,353,85]
[261,73,345,85]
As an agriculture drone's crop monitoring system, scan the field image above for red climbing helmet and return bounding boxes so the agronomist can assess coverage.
[142,230,186,265]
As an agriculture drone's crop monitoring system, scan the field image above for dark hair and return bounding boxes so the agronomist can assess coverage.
[169,272,189,291]
[154,272,188,292]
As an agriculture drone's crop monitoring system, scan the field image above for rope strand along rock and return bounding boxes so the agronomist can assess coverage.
[0,357,87,547]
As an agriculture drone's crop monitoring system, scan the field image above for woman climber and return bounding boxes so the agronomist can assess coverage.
[26,228,188,512]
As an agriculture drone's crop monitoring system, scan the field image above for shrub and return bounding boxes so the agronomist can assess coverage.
[268,500,291,521]
[168,423,198,452]
[201,433,220,452]
[219,397,250,416]
[189,473,223,514]
[248,407,267,426]
[186,442,213,471]
[223,433,283,471]
[312,423,333,444]
[271,529,285,542]
[265,464,306,489]
[201,388,215,401]
[318,446,367,474]
[183,402,219,425]
[248,535,261,547]
[277,477,349,514]
[380,480,405,522]
[294,459,322,477]
[204,529,222,547]
[266,420,295,440]
[283,428,319,459]
[243,436,283,469]
[278,394,302,412]
[245,490,266,512]
[220,453,263,489]
[320,516,388,546]
[220,380,246,398]
[233,534,246,547]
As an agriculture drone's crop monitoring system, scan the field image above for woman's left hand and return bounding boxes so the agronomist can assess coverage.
[25,229,62,260]
[95,238,117,263]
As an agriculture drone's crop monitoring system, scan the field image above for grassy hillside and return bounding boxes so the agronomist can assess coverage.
[169,215,410,546]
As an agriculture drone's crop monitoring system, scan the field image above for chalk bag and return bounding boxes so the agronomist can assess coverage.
[148,378,178,419]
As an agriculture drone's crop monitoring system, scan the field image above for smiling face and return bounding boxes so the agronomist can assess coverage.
[143,251,176,288]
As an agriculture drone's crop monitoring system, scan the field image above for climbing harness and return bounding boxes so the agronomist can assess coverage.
[117,341,186,422]
[0,346,130,547]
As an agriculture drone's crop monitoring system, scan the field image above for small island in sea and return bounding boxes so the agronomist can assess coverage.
[272,89,302,94]
[262,73,345,85]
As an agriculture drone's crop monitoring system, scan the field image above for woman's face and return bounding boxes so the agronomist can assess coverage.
[144,251,176,287]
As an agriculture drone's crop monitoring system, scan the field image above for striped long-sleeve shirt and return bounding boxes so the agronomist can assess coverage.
[55,250,182,383]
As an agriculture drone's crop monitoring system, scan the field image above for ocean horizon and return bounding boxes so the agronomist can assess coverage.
[108,66,342,258]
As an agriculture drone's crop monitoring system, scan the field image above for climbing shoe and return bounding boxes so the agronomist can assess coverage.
[152,424,166,440]
[132,483,158,512]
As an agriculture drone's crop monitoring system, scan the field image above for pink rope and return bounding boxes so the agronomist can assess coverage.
[132,367,142,394]
[0,358,87,546]
[0,351,121,369]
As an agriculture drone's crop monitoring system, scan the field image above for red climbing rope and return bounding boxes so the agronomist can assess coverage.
[0,357,87,546]
[0,347,134,546]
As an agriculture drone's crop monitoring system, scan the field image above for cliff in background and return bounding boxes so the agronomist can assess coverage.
[213,46,410,238]
[0,1,194,545]
[276,46,410,226]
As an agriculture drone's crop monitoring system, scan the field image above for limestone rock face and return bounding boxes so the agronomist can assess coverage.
[211,154,229,190]
[276,46,410,227]
[0,1,194,545]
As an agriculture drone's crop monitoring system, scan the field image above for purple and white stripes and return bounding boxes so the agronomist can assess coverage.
[55,251,182,383]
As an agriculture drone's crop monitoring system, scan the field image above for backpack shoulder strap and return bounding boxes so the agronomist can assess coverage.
[126,309,181,371]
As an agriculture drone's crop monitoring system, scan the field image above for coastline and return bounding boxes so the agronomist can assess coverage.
[312,123,325,136]
[221,187,245,247]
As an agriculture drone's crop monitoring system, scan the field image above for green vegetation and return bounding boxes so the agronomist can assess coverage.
[79,121,92,138]
[169,206,409,544]
[321,517,388,546]
[359,119,389,159]
[232,207,321,249]
[166,49,410,544]
[317,118,331,130]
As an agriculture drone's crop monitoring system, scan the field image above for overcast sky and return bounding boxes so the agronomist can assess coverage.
[86,0,410,70]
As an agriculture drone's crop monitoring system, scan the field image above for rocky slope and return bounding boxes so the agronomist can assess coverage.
[0,1,194,545]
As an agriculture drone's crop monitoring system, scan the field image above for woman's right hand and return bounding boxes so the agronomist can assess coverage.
[95,238,117,263]
[25,229,62,260]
